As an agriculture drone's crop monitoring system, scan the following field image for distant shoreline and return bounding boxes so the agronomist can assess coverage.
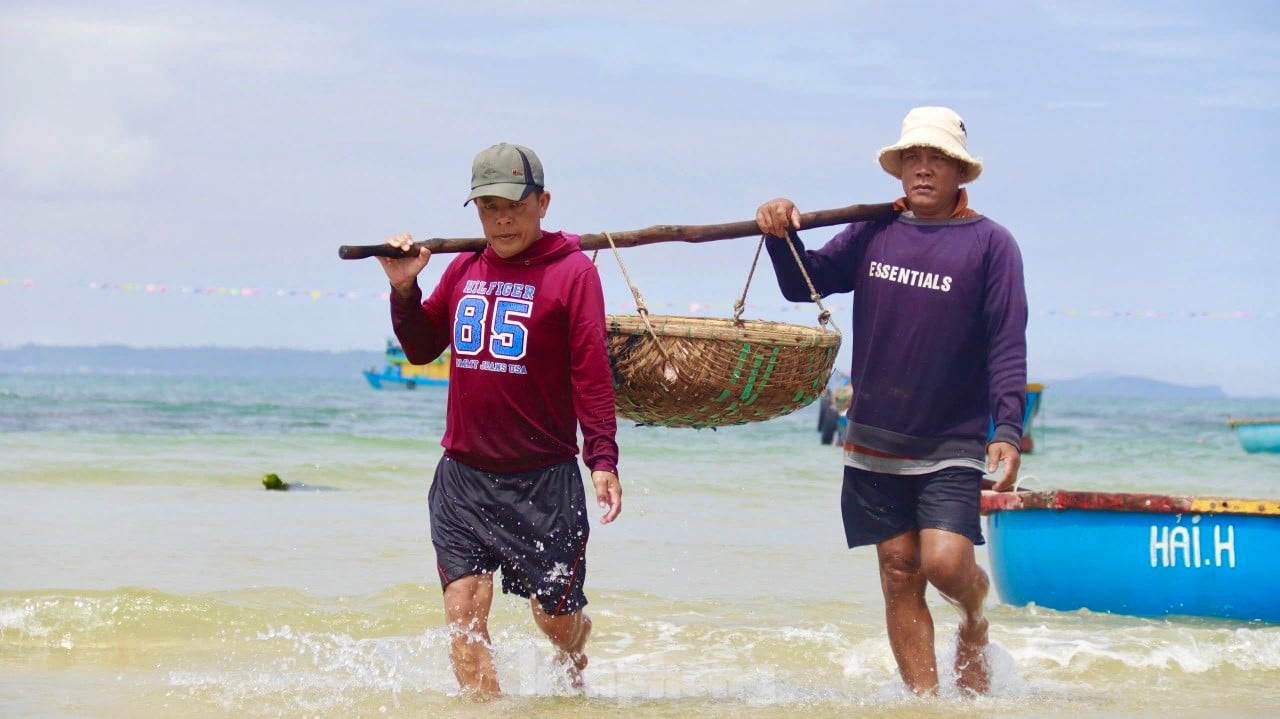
[0,344,380,380]
[0,345,1259,398]
[1041,373,1230,400]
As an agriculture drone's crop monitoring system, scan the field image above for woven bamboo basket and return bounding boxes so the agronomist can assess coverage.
[607,314,841,428]
[337,202,896,429]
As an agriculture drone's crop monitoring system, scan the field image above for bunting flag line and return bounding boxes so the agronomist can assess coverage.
[83,281,392,301]
[1,279,1275,320]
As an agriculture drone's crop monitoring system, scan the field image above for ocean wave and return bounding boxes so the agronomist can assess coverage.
[5,587,1280,716]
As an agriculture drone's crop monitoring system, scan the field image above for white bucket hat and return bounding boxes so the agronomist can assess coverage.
[877,106,983,183]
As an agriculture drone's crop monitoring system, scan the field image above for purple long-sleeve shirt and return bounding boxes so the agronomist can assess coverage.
[767,214,1027,473]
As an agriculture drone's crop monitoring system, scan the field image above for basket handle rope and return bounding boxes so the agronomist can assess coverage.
[602,231,676,367]
[781,230,840,334]
[732,239,764,323]
[733,233,839,334]
[601,227,839,371]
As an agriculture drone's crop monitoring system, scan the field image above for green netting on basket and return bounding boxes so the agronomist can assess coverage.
[607,314,840,428]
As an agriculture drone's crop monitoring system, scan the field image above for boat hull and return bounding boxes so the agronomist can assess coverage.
[1024,387,1042,427]
[1231,422,1280,453]
[988,382,1045,453]
[363,340,450,390]
[362,370,446,390]
[1021,385,1042,453]
[985,492,1280,623]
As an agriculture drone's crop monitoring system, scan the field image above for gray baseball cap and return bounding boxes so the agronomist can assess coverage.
[463,142,545,205]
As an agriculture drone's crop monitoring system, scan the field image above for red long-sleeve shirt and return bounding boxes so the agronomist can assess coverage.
[390,230,619,475]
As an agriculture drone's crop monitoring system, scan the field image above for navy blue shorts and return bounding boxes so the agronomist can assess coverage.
[428,457,589,615]
[840,465,985,548]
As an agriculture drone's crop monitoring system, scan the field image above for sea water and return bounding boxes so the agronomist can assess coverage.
[2,373,1279,718]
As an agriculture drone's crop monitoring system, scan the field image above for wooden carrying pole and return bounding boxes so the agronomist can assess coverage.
[337,202,898,260]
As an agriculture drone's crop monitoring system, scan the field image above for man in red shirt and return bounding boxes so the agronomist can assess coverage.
[376,142,622,698]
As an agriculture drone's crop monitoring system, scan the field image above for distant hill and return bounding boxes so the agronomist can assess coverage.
[0,344,381,379]
[0,346,1238,397]
[1041,373,1227,399]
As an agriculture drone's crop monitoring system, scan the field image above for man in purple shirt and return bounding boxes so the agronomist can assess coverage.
[756,107,1027,697]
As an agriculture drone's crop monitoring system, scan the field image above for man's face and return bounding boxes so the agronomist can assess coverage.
[899,146,964,220]
[474,189,551,258]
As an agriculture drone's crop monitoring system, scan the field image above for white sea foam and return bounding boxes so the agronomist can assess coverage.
[5,378,1280,717]
[1007,622,1280,673]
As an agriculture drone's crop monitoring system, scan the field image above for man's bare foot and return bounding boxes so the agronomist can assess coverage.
[558,650,589,690]
[556,614,592,690]
[458,685,501,703]
[954,616,990,696]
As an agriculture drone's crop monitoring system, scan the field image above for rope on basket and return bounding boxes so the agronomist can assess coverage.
[602,228,839,380]
[600,226,835,333]
[602,231,675,368]
[731,232,840,334]
[600,227,845,428]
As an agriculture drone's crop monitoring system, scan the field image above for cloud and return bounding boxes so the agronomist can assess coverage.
[396,1,966,101]
[1197,77,1280,110]
[1038,1,1280,109]
[0,6,326,193]
[422,0,850,25]
[1038,1,1202,32]
[1042,99,1109,110]
[1,11,167,190]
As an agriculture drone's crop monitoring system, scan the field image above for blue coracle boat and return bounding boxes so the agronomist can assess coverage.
[983,489,1280,623]
[1227,417,1280,453]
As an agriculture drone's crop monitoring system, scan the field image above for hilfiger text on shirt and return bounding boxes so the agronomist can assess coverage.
[462,279,537,300]
[868,261,952,292]
[453,279,539,374]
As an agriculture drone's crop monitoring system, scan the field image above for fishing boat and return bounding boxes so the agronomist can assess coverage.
[816,370,852,446]
[824,380,1046,450]
[985,383,1046,453]
[982,488,1280,623]
[1226,417,1280,454]
[1021,382,1045,453]
[362,340,449,389]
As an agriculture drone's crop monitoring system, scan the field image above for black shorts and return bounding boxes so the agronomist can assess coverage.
[428,457,590,615]
[840,465,984,548]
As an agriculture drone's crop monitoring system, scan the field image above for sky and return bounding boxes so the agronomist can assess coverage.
[2,1,1278,396]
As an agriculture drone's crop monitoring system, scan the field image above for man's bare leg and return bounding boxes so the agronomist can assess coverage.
[920,528,991,695]
[531,600,592,690]
[876,531,939,695]
[952,598,990,696]
[443,574,500,699]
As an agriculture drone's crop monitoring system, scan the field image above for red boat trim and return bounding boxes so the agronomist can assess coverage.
[981,489,1280,517]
